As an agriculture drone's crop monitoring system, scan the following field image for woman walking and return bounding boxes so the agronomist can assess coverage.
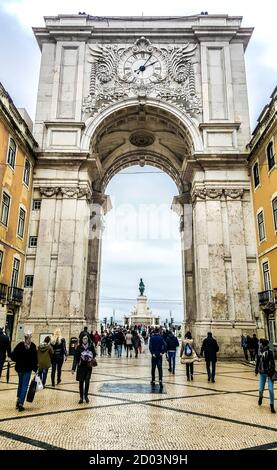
[37,336,53,387]
[11,331,37,411]
[72,334,96,404]
[180,331,198,381]
[255,339,276,413]
[50,329,67,386]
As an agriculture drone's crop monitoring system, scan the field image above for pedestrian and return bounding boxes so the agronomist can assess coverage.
[166,330,179,374]
[132,330,141,358]
[125,330,133,358]
[247,335,256,363]
[114,328,125,357]
[252,334,259,361]
[50,328,67,386]
[72,334,96,404]
[100,332,107,356]
[11,331,37,411]
[241,334,249,361]
[255,338,276,413]
[180,331,198,380]
[149,327,167,390]
[79,326,91,345]
[37,336,53,387]
[0,327,11,380]
[200,332,219,383]
[105,332,113,357]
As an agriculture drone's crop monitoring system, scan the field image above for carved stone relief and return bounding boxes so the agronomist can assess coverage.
[82,37,201,119]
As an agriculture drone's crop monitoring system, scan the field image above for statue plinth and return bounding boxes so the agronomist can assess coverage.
[124,293,160,327]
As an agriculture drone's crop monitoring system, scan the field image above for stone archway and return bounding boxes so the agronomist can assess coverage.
[83,102,197,334]
[23,14,261,355]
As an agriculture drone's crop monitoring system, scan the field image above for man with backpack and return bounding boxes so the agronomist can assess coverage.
[200,332,219,383]
[255,338,276,413]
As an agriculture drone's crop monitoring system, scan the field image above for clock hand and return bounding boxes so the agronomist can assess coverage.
[142,54,152,67]
[134,54,153,74]
[144,60,159,68]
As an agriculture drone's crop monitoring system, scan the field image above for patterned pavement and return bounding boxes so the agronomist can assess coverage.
[0,349,276,450]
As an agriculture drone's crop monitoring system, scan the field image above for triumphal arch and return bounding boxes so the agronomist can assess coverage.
[21,14,261,354]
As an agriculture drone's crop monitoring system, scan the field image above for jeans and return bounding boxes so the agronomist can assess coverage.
[151,355,163,383]
[117,344,123,357]
[126,345,133,357]
[79,368,92,400]
[186,362,194,379]
[51,358,64,385]
[242,347,249,361]
[168,351,176,373]
[259,373,274,405]
[39,368,49,386]
[17,371,32,404]
[206,360,216,381]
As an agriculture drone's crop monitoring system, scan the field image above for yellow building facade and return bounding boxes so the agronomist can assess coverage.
[248,86,277,347]
[0,82,37,342]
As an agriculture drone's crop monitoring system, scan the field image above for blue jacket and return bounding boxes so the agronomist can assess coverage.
[149,334,166,356]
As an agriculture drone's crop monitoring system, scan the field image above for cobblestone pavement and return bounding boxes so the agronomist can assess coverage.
[0,350,276,450]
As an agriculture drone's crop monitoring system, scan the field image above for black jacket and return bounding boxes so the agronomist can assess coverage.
[200,337,219,362]
[255,347,276,377]
[0,332,11,360]
[166,333,179,351]
[72,344,96,381]
[11,342,37,373]
[51,338,67,361]
[149,334,167,356]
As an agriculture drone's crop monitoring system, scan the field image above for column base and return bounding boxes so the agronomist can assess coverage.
[183,320,264,357]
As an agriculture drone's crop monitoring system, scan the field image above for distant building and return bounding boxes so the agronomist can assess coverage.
[0,82,37,341]
[248,85,277,347]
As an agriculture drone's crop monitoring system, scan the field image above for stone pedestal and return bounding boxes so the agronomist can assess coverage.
[125,295,160,327]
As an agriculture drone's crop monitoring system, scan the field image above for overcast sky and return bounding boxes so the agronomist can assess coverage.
[0,0,276,324]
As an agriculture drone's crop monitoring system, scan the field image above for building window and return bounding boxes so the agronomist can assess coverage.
[253,162,260,188]
[272,197,277,231]
[257,210,265,241]
[0,250,3,272]
[24,275,34,288]
[32,200,41,210]
[11,258,20,288]
[1,192,10,226]
[262,261,271,291]
[7,137,16,169]
[17,207,26,238]
[23,159,31,186]
[29,236,38,247]
[267,141,275,171]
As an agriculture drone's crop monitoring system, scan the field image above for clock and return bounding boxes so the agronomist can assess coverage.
[120,50,166,85]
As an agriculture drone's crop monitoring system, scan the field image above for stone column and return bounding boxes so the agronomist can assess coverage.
[25,185,92,342]
[191,185,258,354]
[84,192,112,330]
[171,192,196,330]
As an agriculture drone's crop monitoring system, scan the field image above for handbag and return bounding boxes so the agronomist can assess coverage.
[26,377,37,403]
[270,371,277,381]
[90,358,98,367]
[35,373,44,392]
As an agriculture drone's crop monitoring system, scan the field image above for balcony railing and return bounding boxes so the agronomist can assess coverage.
[8,286,24,304]
[0,283,8,301]
[258,289,277,306]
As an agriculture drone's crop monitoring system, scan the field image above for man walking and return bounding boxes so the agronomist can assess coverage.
[149,328,167,390]
[0,327,11,380]
[200,332,219,383]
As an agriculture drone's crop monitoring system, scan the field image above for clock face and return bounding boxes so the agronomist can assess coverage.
[121,51,165,85]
